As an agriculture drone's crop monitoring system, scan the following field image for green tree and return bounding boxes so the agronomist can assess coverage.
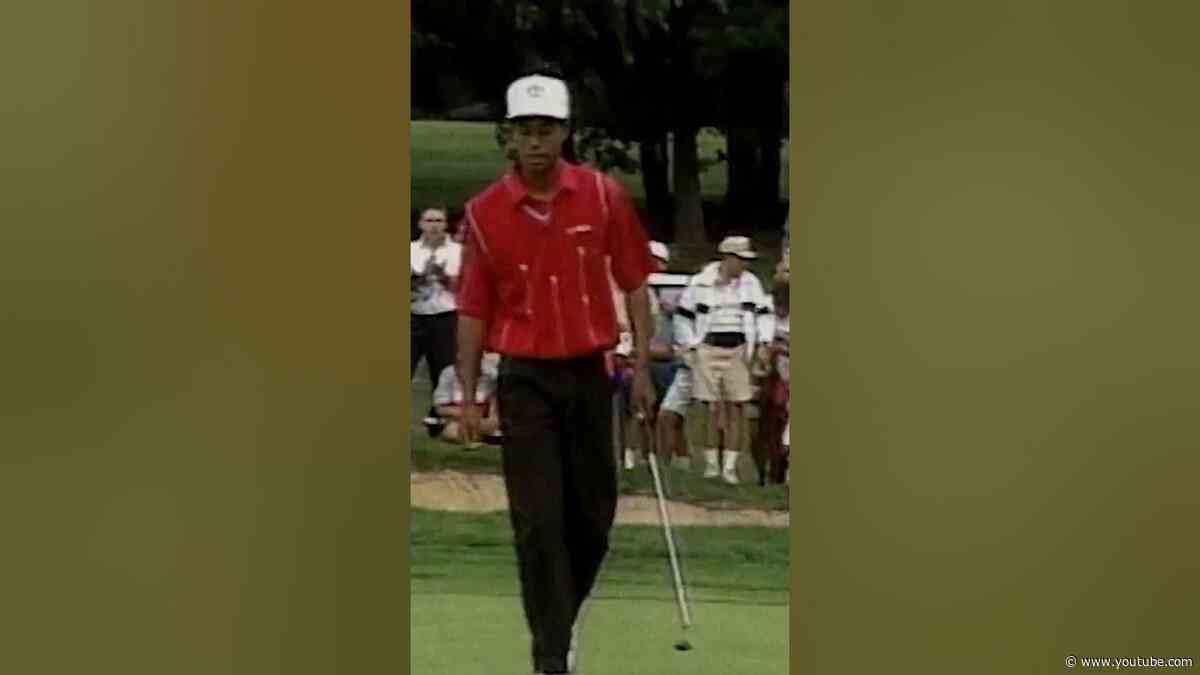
[576,0,788,244]
[710,1,789,233]
[414,0,788,245]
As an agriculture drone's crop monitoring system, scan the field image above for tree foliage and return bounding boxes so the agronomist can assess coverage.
[412,0,788,242]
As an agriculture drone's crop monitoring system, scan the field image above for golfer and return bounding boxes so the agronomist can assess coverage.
[455,72,657,675]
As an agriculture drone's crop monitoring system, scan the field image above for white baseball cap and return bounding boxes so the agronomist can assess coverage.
[649,240,670,263]
[717,235,758,259]
[506,75,570,120]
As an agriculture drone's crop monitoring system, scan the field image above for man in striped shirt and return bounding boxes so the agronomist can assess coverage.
[675,236,775,484]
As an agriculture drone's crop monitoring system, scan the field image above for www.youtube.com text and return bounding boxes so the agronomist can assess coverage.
[1065,655,1193,670]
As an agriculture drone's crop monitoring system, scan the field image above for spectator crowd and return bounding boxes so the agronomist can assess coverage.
[411,205,791,487]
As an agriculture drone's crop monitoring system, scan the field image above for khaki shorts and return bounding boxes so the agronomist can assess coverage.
[690,344,753,403]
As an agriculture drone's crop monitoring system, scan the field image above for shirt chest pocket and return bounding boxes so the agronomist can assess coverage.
[564,223,606,276]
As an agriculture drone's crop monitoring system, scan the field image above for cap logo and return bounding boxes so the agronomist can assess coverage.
[526,84,544,98]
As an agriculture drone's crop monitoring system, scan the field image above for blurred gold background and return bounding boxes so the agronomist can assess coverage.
[2,0,1197,673]
[792,2,1200,673]
[1,1,410,672]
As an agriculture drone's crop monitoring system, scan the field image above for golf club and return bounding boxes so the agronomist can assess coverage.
[637,414,695,652]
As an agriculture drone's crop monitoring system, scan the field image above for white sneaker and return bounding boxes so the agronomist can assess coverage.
[568,596,588,674]
[703,449,720,478]
[623,449,636,470]
[721,451,740,485]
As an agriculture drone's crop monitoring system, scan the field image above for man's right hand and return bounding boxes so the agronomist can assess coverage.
[460,401,482,445]
[679,346,698,370]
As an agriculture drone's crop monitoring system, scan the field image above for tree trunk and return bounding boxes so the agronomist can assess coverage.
[724,125,758,231]
[543,0,564,68]
[672,128,706,249]
[638,130,670,240]
[512,1,542,74]
[665,0,707,250]
[757,127,783,227]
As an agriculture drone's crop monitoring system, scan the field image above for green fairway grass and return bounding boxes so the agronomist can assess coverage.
[411,593,788,675]
[410,121,509,214]
[411,509,789,674]
[411,509,789,605]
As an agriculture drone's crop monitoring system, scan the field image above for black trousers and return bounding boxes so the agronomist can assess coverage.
[497,354,617,675]
[411,311,457,384]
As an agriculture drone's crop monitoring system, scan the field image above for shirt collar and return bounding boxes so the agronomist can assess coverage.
[696,261,722,285]
[418,236,447,250]
[698,262,743,288]
[504,159,580,204]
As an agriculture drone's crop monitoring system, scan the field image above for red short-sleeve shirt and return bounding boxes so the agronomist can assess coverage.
[457,160,656,359]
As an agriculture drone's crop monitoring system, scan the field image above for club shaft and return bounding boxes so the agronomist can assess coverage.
[647,448,692,628]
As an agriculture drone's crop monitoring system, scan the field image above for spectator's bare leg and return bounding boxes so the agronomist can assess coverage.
[657,409,691,469]
[680,411,693,459]
[703,402,722,478]
[721,403,743,484]
[480,417,501,436]
[622,402,638,469]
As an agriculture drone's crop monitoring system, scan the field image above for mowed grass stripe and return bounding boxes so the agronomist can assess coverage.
[410,509,789,606]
